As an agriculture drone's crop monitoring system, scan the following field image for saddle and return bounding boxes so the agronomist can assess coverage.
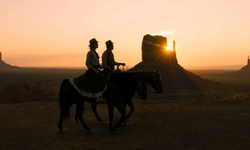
[70,69,107,98]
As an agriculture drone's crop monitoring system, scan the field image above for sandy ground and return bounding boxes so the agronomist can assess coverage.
[1,68,250,149]
[1,97,250,150]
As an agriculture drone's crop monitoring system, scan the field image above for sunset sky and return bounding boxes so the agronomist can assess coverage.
[1,0,250,69]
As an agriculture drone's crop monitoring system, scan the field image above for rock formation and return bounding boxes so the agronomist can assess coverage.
[129,34,220,91]
[141,34,178,66]
[0,52,19,69]
[239,56,250,73]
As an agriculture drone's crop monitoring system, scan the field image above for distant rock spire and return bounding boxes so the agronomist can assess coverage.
[0,52,19,69]
[248,55,249,65]
[173,40,176,52]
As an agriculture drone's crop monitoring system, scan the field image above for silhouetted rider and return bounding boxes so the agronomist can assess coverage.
[102,40,125,72]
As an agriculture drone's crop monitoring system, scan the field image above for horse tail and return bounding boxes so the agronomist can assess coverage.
[59,79,69,116]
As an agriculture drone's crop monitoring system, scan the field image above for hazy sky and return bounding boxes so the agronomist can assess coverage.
[1,0,250,68]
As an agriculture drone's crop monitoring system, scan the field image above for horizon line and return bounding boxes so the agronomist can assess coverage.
[4,64,244,70]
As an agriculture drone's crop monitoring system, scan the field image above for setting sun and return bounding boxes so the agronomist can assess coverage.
[165,44,173,51]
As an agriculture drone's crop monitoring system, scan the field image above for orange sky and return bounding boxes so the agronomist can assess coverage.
[1,0,250,69]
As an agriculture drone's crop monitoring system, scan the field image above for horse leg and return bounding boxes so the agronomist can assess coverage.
[75,100,85,123]
[74,106,78,123]
[114,99,126,129]
[124,98,134,121]
[58,100,72,132]
[91,99,103,123]
[108,104,116,134]
[58,110,64,132]
[76,102,90,132]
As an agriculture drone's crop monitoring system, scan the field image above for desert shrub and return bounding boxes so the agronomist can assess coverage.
[0,81,30,103]
[30,80,60,101]
[0,80,60,103]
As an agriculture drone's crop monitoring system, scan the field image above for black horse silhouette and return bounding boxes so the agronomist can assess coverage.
[71,71,162,133]
[108,71,162,124]
[58,71,151,134]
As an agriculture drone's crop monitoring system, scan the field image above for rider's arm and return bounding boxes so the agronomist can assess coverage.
[101,51,108,67]
[114,62,125,66]
[112,53,125,66]
[86,51,100,73]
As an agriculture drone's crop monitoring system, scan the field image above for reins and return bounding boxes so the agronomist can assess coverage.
[119,65,129,72]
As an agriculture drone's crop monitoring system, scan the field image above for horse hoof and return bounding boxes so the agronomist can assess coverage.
[58,130,64,134]
[122,122,128,126]
[111,131,117,135]
[98,120,104,124]
[86,129,91,133]
[111,130,118,135]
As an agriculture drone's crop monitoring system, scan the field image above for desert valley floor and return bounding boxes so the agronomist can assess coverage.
[1,68,250,150]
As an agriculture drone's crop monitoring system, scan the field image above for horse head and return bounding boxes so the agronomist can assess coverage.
[152,70,163,94]
[143,70,163,94]
[134,75,148,100]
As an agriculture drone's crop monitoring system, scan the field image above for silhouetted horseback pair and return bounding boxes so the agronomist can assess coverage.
[58,38,163,134]
[71,38,125,100]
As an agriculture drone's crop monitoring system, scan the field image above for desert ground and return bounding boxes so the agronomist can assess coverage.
[1,68,250,150]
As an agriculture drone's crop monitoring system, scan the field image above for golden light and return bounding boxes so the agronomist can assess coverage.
[165,44,173,51]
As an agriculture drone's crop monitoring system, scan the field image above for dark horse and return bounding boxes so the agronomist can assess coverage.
[58,72,148,133]
[74,70,162,133]
[108,71,163,123]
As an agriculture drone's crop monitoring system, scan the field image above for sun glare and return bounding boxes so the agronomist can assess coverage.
[165,44,173,51]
